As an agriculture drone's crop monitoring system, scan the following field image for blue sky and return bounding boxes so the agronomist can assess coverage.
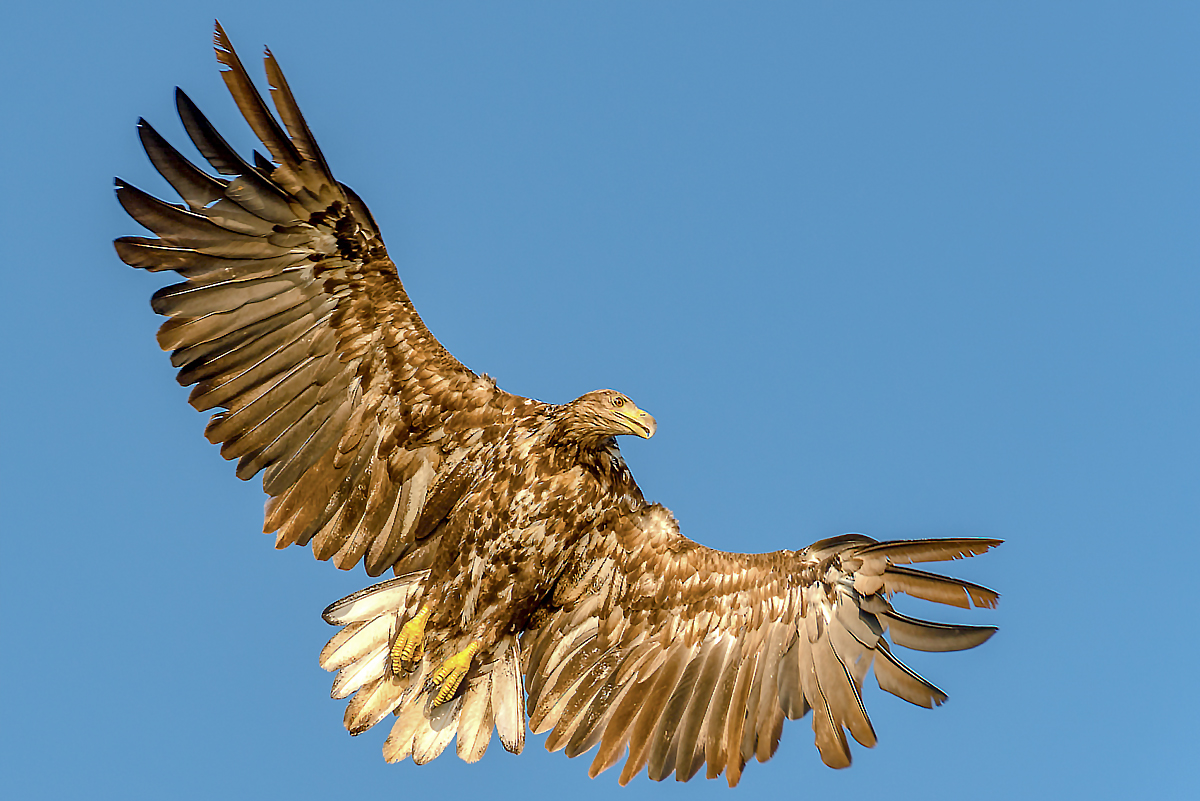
[4,2,1198,798]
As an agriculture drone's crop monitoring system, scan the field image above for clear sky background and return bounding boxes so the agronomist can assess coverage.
[4,2,1198,798]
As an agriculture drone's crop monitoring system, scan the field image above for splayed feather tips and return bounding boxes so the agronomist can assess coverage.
[114,21,1001,786]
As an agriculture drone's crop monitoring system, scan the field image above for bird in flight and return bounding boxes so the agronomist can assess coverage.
[114,22,999,786]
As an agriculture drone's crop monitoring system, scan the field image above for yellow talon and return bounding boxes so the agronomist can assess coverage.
[429,641,482,705]
[390,606,432,675]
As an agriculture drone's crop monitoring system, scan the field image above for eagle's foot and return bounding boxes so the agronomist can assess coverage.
[390,606,432,675]
[428,640,482,705]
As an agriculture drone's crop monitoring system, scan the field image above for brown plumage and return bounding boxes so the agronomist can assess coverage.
[115,23,1001,786]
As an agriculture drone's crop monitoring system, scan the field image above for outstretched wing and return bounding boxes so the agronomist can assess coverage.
[524,505,1000,786]
[115,23,534,575]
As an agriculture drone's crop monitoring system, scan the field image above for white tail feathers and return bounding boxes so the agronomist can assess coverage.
[319,572,527,764]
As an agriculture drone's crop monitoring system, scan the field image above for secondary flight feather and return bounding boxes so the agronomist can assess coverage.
[114,23,1000,785]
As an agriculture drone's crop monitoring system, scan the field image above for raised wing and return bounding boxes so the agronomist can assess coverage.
[114,23,533,575]
[524,505,1000,786]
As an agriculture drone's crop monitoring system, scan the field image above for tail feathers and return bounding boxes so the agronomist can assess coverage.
[320,574,527,765]
[456,668,496,762]
[321,571,429,626]
[493,642,527,754]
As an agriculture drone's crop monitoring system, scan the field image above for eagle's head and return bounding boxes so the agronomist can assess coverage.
[556,389,657,445]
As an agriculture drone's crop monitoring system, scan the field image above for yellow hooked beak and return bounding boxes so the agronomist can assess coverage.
[616,404,656,439]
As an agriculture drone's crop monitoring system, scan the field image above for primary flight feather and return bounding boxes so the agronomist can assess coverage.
[114,23,999,786]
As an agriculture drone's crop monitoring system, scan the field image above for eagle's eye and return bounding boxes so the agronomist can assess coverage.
[612,396,625,408]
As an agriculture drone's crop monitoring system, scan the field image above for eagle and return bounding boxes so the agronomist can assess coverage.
[114,23,1000,786]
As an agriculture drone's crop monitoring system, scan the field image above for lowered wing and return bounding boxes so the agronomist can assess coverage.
[524,505,999,785]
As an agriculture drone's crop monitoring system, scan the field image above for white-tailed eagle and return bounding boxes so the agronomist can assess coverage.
[114,23,999,786]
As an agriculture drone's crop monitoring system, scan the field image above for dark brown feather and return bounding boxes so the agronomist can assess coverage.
[884,564,1001,609]
[176,312,319,386]
[212,23,304,170]
[173,88,300,222]
[136,119,227,211]
[263,47,337,187]
[884,610,997,652]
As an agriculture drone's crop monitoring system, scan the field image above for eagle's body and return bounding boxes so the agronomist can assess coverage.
[114,23,1000,786]
[417,397,647,647]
